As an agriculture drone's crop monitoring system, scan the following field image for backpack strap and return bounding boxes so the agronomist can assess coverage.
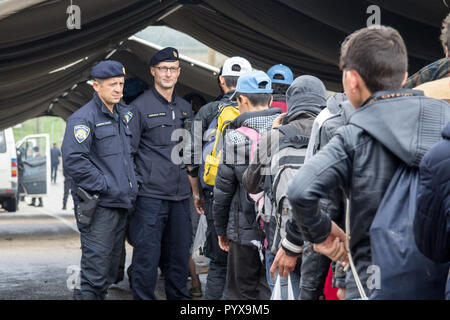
[236,127,260,161]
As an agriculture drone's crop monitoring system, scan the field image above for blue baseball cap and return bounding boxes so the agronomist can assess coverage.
[235,70,273,95]
[267,64,293,85]
[91,60,125,79]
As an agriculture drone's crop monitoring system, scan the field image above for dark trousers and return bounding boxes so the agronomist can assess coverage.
[203,191,228,300]
[226,240,271,300]
[31,197,43,206]
[63,179,73,208]
[74,206,128,300]
[299,241,331,300]
[51,164,58,182]
[130,196,192,300]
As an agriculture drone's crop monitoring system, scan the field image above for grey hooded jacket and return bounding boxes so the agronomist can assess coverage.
[286,89,450,299]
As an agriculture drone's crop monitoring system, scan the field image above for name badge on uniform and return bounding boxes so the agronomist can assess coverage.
[74,125,90,143]
[95,121,112,127]
[147,112,166,118]
[182,112,188,116]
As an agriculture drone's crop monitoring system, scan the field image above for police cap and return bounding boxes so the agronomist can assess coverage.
[91,60,125,79]
[149,47,179,66]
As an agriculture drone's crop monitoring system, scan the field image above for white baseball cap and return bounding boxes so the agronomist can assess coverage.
[221,57,252,77]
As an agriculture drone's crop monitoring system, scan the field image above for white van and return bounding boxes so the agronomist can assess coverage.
[0,128,18,212]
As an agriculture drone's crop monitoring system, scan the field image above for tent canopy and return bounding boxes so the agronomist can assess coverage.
[0,0,448,129]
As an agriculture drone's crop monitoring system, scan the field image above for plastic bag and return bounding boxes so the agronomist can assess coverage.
[270,274,295,300]
[192,214,210,267]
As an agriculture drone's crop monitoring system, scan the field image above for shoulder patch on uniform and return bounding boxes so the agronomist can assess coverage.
[124,111,133,123]
[147,112,166,118]
[74,125,90,143]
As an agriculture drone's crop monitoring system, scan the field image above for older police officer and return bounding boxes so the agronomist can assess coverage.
[62,60,138,300]
[128,47,193,300]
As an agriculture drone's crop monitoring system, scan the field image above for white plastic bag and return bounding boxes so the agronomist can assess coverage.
[270,274,295,300]
[192,214,210,267]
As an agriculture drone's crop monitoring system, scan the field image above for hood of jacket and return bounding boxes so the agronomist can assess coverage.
[326,92,347,115]
[286,75,327,117]
[349,89,450,166]
[322,92,354,125]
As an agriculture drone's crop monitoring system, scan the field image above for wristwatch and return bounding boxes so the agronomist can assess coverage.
[193,195,201,201]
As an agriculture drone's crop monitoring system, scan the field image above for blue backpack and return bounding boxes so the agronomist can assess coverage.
[369,163,449,299]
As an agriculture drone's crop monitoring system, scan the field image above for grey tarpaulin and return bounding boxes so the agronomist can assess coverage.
[0,0,448,130]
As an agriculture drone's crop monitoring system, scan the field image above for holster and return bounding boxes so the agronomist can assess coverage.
[75,187,99,226]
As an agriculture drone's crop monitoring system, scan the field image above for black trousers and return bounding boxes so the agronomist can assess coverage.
[31,197,43,206]
[203,191,228,300]
[226,241,271,300]
[130,197,192,300]
[74,206,127,300]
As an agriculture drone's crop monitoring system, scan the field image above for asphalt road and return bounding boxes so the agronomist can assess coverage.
[0,170,206,300]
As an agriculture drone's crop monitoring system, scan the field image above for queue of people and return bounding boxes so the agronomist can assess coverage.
[61,14,450,300]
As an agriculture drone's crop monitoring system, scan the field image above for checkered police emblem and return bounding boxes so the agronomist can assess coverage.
[124,111,133,123]
[74,125,90,143]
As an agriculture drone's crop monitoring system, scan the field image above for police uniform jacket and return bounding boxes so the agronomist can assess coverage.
[129,87,193,201]
[62,92,138,210]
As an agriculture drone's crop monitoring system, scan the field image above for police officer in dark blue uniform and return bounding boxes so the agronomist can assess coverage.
[128,47,194,300]
[62,60,138,300]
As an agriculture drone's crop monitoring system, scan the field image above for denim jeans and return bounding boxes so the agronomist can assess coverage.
[265,250,301,300]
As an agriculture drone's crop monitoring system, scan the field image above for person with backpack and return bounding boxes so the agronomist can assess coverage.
[188,56,252,300]
[269,92,352,300]
[242,75,327,299]
[213,70,281,299]
[276,26,449,300]
[267,64,294,113]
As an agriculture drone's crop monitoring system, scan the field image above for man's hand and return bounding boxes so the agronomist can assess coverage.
[313,221,349,266]
[194,197,204,215]
[269,247,299,278]
[218,236,230,252]
[272,113,286,129]
[187,173,203,214]
[337,288,346,300]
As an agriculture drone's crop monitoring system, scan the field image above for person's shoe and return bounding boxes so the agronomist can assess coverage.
[28,203,35,207]
[62,205,66,210]
[189,285,202,298]
[37,203,43,207]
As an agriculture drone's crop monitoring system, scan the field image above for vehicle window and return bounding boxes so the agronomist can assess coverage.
[0,131,6,153]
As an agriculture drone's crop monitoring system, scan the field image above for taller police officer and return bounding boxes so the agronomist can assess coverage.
[128,47,194,300]
[62,60,138,300]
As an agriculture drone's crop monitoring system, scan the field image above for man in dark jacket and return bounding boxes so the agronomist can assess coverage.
[415,122,450,263]
[280,26,450,300]
[50,143,61,183]
[62,60,138,300]
[128,47,194,300]
[242,75,327,299]
[213,71,281,299]
[188,56,252,300]
[272,93,352,300]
